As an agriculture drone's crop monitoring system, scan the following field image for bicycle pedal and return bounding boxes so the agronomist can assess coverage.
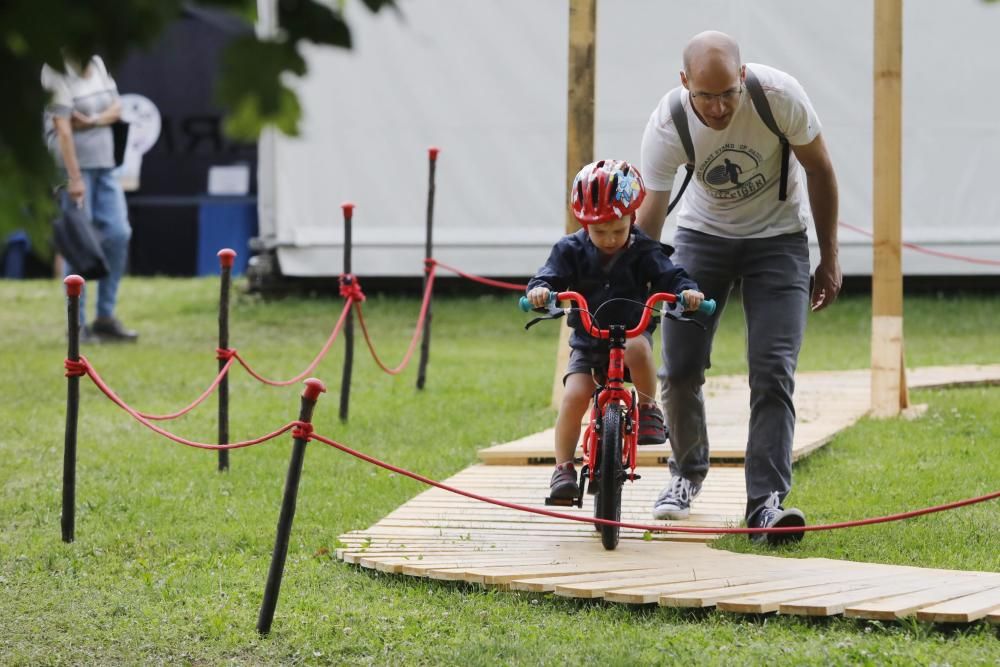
[544,496,578,507]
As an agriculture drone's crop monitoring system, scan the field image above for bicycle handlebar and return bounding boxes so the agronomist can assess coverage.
[518,291,716,339]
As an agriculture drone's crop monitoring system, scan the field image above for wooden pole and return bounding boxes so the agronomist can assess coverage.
[257,378,326,635]
[339,203,355,422]
[871,0,908,418]
[217,249,236,471]
[416,147,439,391]
[552,0,596,409]
[62,275,84,543]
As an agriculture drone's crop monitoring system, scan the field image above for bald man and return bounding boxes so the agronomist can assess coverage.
[636,31,841,545]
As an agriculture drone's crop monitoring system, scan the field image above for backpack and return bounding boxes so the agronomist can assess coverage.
[666,67,790,215]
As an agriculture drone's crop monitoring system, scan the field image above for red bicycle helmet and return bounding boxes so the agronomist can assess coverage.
[570,159,646,225]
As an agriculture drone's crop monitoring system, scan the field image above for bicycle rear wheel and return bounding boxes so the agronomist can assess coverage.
[595,406,623,550]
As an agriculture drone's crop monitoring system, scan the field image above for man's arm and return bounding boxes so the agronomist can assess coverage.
[635,188,672,242]
[791,133,841,311]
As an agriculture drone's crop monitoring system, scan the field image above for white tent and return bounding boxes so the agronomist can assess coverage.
[256,0,1000,278]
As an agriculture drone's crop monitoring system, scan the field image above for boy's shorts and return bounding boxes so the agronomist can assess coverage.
[562,331,653,386]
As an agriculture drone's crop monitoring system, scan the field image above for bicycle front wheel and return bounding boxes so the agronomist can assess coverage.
[595,406,623,550]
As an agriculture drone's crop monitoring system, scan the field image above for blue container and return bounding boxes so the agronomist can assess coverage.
[1,231,31,279]
[196,199,258,276]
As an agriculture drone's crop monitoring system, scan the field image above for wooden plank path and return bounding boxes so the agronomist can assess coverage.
[337,365,1000,624]
[477,364,1000,464]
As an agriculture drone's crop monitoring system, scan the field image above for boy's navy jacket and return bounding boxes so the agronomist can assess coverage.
[527,227,698,352]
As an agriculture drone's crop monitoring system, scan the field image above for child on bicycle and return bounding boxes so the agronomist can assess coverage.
[527,159,705,500]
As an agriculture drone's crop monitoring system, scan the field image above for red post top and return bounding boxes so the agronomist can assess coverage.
[64,274,85,297]
[217,248,237,268]
[341,202,355,220]
[302,378,328,402]
[428,146,440,160]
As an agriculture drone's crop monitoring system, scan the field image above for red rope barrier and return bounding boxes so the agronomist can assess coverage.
[355,266,437,375]
[70,355,297,450]
[839,221,1000,267]
[309,431,1000,535]
[132,357,236,421]
[428,258,527,291]
[339,273,366,302]
[231,298,354,386]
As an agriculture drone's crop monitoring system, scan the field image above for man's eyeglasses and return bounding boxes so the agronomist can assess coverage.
[689,85,743,103]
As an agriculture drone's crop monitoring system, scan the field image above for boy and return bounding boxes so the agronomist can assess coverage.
[527,160,705,499]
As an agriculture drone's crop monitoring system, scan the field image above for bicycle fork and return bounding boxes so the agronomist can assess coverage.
[586,325,640,490]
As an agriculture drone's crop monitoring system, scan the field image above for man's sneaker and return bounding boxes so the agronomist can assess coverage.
[749,491,806,545]
[637,403,668,445]
[652,475,701,519]
[91,317,138,343]
[549,462,579,500]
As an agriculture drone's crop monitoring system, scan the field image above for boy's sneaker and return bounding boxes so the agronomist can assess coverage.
[91,317,138,343]
[549,462,579,500]
[749,491,806,545]
[652,475,701,519]
[637,403,668,445]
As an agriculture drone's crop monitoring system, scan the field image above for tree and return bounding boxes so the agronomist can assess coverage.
[0,0,396,259]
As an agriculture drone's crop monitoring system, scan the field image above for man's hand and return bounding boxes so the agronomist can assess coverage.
[527,287,552,308]
[680,289,704,312]
[811,259,842,311]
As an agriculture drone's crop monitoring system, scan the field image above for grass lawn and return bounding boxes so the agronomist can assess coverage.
[1,277,998,665]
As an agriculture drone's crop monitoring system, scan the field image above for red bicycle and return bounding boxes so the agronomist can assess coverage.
[520,291,715,550]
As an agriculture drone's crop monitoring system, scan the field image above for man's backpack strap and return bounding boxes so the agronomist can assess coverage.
[744,67,789,201]
[666,87,694,215]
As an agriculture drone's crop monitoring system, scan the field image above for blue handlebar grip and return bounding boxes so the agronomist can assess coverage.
[678,294,717,316]
[520,292,558,312]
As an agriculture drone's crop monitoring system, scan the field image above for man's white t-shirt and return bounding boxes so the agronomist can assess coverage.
[640,63,821,239]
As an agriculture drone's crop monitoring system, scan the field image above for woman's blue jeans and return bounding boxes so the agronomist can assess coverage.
[60,168,132,324]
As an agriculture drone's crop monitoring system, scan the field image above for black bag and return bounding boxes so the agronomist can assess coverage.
[111,120,129,167]
[53,204,110,281]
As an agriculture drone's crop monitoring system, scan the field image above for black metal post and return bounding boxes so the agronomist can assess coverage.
[416,146,439,390]
[217,248,236,472]
[257,378,327,636]
[339,202,355,422]
[62,274,84,543]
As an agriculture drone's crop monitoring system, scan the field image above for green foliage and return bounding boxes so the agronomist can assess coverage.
[2,283,1000,662]
[0,0,396,256]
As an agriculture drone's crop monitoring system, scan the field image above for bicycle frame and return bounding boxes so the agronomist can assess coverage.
[580,323,640,484]
[556,290,680,485]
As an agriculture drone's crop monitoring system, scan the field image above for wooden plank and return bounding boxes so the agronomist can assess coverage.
[778,576,951,616]
[987,607,1000,624]
[551,561,761,600]
[605,573,800,605]
[717,574,909,615]
[510,568,669,593]
[844,578,998,621]
[915,585,1000,624]
[660,570,879,609]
